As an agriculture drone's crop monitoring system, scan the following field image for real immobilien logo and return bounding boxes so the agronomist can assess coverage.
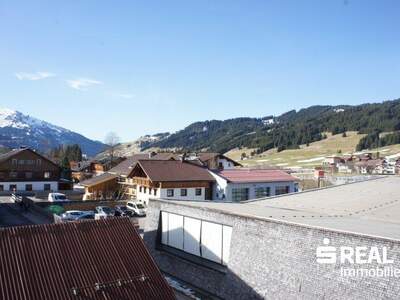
[316,238,400,278]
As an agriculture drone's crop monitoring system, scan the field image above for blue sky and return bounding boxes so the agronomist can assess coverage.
[0,0,399,142]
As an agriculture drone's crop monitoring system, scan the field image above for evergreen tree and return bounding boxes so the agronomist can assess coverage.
[60,156,72,180]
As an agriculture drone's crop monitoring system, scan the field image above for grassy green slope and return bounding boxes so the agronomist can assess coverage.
[226,131,400,168]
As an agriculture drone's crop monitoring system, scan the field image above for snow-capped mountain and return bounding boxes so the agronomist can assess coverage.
[0,108,106,156]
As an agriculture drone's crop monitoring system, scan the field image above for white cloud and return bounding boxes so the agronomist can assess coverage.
[66,78,103,91]
[114,93,135,99]
[15,71,55,81]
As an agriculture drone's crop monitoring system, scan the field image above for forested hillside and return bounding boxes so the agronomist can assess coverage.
[144,99,400,153]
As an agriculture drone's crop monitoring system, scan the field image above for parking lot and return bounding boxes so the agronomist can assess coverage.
[0,196,49,227]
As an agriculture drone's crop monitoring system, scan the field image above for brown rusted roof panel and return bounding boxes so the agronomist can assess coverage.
[0,218,175,300]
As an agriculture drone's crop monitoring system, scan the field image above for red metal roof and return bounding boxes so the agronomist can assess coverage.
[0,218,175,300]
[217,169,298,183]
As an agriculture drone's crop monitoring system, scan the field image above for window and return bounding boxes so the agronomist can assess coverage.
[218,162,223,169]
[0,185,3,192]
[195,188,202,196]
[9,172,18,179]
[44,172,51,179]
[139,186,143,192]
[12,159,17,166]
[36,159,42,166]
[25,184,32,191]
[149,188,152,194]
[275,186,290,195]
[44,184,51,191]
[18,160,25,165]
[0,172,5,179]
[161,211,232,265]
[180,189,187,197]
[25,172,33,179]
[232,188,249,202]
[167,189,174,197]
[9,184,17,192]
[255,187,270,198]
[154,189,157,196]
[143,187,147,193]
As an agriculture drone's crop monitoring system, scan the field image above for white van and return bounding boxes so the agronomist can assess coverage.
[48,193,70,202]
[126,201,147,216]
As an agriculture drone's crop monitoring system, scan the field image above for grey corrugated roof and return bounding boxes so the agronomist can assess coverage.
[160,176,400,240]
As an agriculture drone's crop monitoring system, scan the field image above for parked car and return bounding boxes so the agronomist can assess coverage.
[126,201,147,216]
[48,193,70,202]
[115,205,134,217]
[95,206,118,217]
[75,211,95,220]
[61,210,88,221]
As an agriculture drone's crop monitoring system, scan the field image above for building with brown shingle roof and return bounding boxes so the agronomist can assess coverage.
[131,160,215,203]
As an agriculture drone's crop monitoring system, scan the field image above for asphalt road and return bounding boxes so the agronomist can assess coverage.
[0,202,34,227]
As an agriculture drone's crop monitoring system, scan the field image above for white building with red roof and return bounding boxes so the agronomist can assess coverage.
[209,168,298,202]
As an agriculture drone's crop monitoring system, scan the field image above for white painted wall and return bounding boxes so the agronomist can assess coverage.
[136,184,206,204]
[159,187,206,201]
[217,158,235,170]
[136,185,160,204]
[0,181,58,192]
[209,171,296,201]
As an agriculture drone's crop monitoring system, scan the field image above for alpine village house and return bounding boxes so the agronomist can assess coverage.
[81,152,298,203]
[0,147,63,192]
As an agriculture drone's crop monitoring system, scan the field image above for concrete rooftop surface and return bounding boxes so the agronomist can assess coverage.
[163,176,400,240]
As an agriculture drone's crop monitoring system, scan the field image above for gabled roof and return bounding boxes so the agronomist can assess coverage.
[109,153,178,176]
[133,160,215,182]
[80,172,118,187]
[0,147,59,167]
[108,155,145,176]
[197,152,241,167]
[215,169,298,183]
[0,218,175,300]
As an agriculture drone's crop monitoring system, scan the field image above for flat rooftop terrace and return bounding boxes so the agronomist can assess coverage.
[161,176,400,240]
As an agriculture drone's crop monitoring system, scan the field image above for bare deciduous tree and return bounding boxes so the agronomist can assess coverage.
[104,132,120,166]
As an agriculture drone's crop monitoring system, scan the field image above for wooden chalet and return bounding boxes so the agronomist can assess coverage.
[0,147,62,192]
